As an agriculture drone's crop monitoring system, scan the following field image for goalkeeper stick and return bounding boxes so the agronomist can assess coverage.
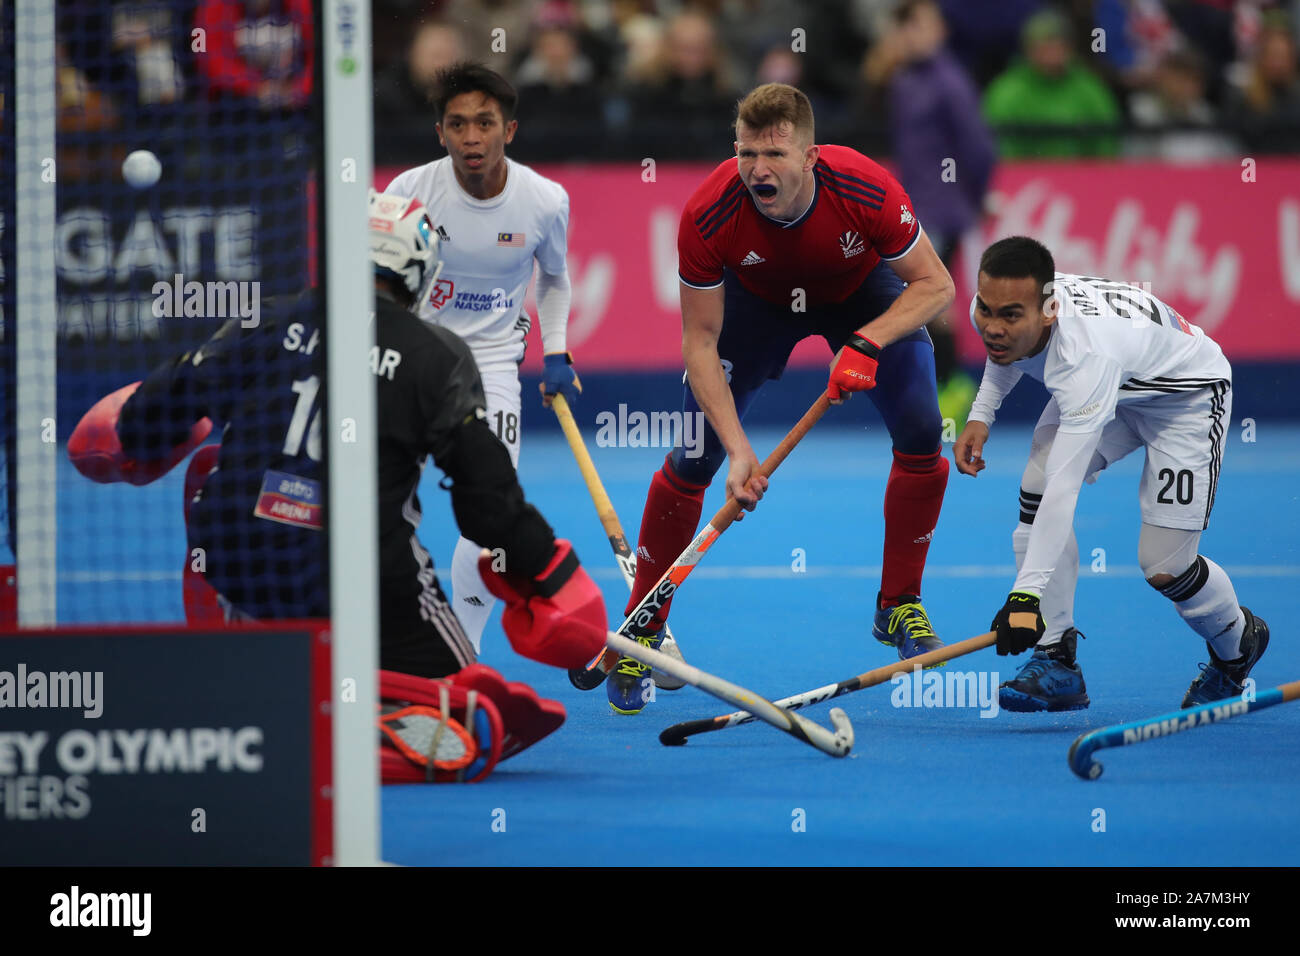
[606,630,853,757]
[550,393,685,690]
[659,632,996,746]
[1068,679,1300,780]
[569,391,833,690]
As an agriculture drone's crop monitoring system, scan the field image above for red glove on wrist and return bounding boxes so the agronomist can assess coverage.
[479,539,607,669]
[828,334,881,401]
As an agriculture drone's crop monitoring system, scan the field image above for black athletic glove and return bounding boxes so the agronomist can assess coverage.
[992,591,1045,656]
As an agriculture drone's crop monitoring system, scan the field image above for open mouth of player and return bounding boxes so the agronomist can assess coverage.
[463,153,485,169]
[751,183,778,201]
[985,340,1010,358]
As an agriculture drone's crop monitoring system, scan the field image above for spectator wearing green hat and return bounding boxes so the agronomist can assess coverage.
[982,9,1122,158]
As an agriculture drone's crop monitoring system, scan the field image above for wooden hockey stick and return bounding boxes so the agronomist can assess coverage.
[1068,679,1300,780]
[659,632,996,746]
[606,630,853,757]
[569,391,833,689]
[550,393,686,690]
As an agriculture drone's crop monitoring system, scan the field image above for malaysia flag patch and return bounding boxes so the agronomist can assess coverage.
[497,232,525,247]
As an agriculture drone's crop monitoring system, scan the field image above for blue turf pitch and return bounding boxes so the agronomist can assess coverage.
[53,421,1300,866]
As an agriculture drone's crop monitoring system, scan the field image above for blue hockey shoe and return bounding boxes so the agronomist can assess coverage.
[999,628,1090,712]
[1181,607,1269,709]
[608,628,663,716]
[873,593,945,666]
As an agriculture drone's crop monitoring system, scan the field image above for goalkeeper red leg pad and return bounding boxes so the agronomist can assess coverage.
[625,459,707,626]
[68,382,212,486]
[182,445,225,624]
[880,448,949,604]
[448,663,566,761]
[379,670,504,783]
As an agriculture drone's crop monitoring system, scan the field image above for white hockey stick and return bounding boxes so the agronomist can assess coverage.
[606,631,854,758]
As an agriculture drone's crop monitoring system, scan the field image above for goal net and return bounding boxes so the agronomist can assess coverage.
[1,0,377,865]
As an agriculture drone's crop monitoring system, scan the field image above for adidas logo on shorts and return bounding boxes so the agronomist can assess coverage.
[463,596,486,607]
[636,545,653,562]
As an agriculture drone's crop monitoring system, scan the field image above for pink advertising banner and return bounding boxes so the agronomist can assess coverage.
[378,159,1300,370]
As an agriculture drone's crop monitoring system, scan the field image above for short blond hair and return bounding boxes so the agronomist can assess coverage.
[735,83,815,145]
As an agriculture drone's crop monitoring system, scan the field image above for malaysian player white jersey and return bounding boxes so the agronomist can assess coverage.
[968,272,1231,432]
[386,156,570,373]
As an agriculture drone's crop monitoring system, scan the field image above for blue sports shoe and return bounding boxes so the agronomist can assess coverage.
[608,628,663,716]
[1181,607,1269,709]
[873,593,945,666]
[999,628,1090,712]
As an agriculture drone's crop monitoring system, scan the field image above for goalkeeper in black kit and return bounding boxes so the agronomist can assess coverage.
[69,190,608,683]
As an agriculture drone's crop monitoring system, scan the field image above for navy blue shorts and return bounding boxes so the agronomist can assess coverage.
[671,261,942,484]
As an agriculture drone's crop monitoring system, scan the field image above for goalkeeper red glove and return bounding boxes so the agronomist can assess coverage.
[68,382,211,486]
[479,539,607,669]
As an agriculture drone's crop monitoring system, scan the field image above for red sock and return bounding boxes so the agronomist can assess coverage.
[625,458,707,628]
[881,447,949,606]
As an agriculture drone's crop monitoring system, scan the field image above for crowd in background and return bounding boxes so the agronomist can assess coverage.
[372,0,1300,161]
[23,0,1300,175]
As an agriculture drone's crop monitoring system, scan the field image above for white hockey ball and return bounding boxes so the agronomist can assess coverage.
[122,149,162,189]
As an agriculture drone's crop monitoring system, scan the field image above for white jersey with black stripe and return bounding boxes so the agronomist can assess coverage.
[968,273,1232,433]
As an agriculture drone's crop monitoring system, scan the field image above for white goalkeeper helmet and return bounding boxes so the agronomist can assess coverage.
[369,189,442,312]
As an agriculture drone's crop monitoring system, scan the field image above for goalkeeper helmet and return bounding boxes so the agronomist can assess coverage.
[369,189,442,312]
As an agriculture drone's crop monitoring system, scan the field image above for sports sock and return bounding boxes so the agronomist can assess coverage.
[451,534,495,653]
[625,459,707,629]
[1158,556,1245,660]
[880,447,948,604]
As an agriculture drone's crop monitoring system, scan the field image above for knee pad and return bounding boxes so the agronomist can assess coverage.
[1153,556,1210,602]
[1138,524,1201,584]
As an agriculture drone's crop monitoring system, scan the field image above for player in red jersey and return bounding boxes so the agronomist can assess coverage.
[608,83,957,714]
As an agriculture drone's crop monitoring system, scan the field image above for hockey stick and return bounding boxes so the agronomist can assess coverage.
[569,391,833,689]
[550,393,686,690]
[1067,679,1300,780]
[606,630,853,757]
[659,632,996,746]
